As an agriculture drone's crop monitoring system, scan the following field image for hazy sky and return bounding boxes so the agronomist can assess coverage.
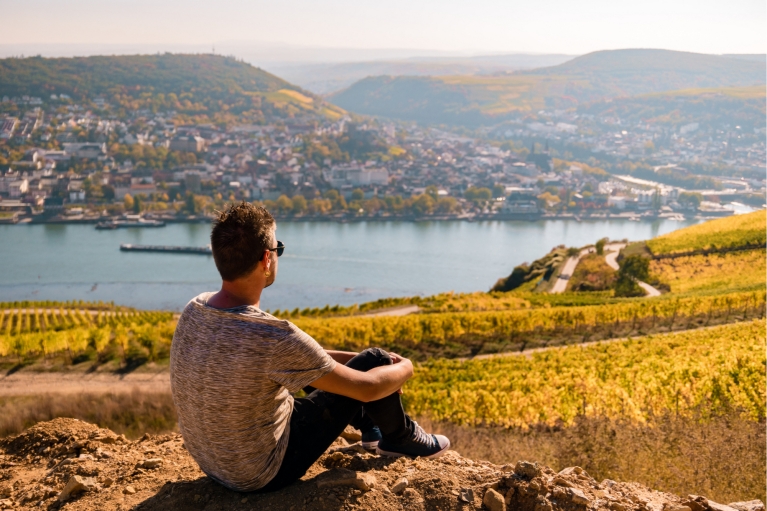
[2,0,765,60]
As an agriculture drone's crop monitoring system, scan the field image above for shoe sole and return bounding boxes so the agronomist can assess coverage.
[361,440,379,450]
[375,439,450,459]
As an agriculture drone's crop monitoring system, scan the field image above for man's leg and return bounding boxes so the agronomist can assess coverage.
[257,348,412,492]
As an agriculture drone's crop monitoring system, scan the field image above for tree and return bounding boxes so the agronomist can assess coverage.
[435,197,459,214]
[123,193,134,211]
[425,185,439,200]
[595,238,607,256]
[492,184,506,199]
[133,194,143,214]
[351,188,365,201]
[291,195,307,214]
[651,189,662,212]
[614,255,650,297]
[276,195,293,214]
[184,192,199,214]
[679,192,702,210]
[410,194,435,215]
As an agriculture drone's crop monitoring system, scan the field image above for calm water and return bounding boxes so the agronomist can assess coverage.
[0,218,700,311]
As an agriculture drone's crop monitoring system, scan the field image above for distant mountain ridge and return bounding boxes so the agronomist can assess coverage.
[266,53,576,95]
[0,54,344,123]
[329,49,766,126]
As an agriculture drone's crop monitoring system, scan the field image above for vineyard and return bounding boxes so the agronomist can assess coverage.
[0,306,175,364]
[646,210,765,255]
[402,319,766,428]
[294,290,765,355]
[650,248,766,294]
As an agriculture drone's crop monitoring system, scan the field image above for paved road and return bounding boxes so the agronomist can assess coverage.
[551,248,593,294]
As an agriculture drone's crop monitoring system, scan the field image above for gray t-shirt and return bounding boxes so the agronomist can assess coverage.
[170,292,336,491]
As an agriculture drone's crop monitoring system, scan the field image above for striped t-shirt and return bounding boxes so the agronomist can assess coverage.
[170,292,336,491]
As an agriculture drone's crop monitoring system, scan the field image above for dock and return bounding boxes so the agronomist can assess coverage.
[119,244,212,255]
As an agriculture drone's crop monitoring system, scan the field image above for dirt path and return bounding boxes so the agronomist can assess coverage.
[357,305,420,317]
[0,368,171,396]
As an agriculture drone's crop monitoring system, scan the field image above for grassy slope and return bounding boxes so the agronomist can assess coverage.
[647,210,766,255]
[651,249,766,294]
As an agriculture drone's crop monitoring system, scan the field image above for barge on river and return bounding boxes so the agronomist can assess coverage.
[120,244,212,255]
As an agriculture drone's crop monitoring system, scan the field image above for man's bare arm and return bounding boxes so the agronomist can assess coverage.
[325,350,358,365]
[310,358,413,403]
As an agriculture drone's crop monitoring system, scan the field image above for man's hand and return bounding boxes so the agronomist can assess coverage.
[387,352,410,394]
[311,355,413,403]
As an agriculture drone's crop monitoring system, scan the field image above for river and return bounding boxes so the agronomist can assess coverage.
[0,218,701,311]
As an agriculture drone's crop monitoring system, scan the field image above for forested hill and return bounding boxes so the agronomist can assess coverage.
[521,49,766,102]
[329,49,766,126]
[0,54,345,124]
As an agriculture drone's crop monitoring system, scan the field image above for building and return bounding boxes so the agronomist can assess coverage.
[169,135,206,153]
[62,143,107,159]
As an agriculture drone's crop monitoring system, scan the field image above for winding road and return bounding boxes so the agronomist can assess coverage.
[603,243,661,297]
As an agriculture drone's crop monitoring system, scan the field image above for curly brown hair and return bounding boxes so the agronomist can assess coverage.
[210,202,275,281]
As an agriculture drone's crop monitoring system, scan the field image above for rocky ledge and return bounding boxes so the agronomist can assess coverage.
[0,418,763,511]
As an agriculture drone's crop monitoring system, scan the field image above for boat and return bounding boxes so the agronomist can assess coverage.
[96,215,166,229]
[120,244,212,255]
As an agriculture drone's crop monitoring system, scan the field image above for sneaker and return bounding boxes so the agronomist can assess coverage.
[376,422,450,459]
[361,426,382,450]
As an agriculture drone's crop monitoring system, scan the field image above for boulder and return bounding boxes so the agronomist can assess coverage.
[484,488,506,511]
[57,475,96,501]
[729,502,765,511]
[316,469,376,491]
[515,461,542,480]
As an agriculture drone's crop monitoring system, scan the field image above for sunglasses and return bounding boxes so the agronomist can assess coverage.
[265,240,285,258]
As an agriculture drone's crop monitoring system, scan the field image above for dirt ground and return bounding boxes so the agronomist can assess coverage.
[0,418,763,511]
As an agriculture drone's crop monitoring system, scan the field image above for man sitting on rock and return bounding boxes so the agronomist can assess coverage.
[170,202,450,492]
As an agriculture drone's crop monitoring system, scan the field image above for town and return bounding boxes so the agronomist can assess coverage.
[0,92,763,225]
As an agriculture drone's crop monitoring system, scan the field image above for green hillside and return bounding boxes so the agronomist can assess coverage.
[647,210,766,255]
[329,49,766,126]
[523,49,765,103]
[578,86,766,130]
[0,54,345,124]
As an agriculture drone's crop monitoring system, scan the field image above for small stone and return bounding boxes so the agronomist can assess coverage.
[101,477,114,488]
[729,502,765,511]
[123,486,137,495]
[403,487,421,500]
[58,475,96,501]
[136,458,163,469]
[514,461,542,480]
[484,488,506,511]
[559,466,584,476]
[391,478,408,495]
[569,488,590,505]
[316,469,376,491]
[241,497,248,503]
[459,488,475,503]
[664,505,692,511]
[339,425,362,443]
[553,476,573,487]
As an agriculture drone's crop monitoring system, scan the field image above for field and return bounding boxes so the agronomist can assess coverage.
[0,306,175,364]
[646,210,765,255]
[403,320,766,427]
[651,249,766,294]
